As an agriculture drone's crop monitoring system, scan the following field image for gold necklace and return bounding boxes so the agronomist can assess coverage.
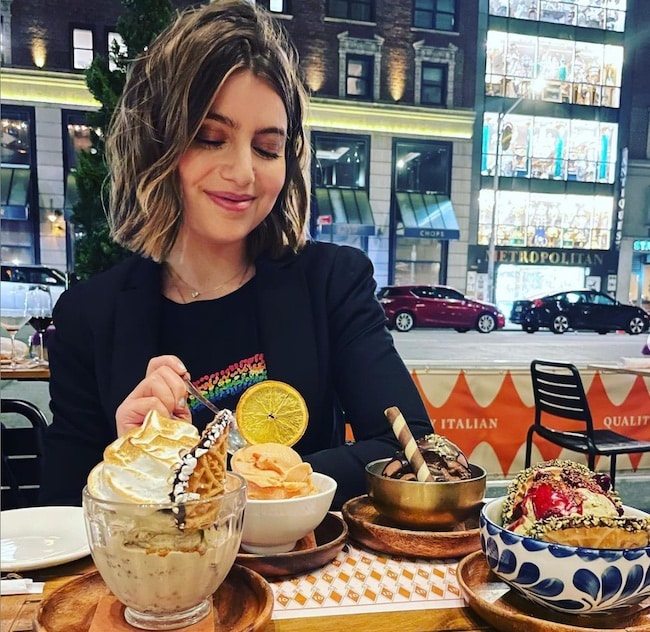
[165,262,249,303]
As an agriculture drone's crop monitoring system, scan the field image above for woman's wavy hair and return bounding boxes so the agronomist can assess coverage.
[106,0,310,262]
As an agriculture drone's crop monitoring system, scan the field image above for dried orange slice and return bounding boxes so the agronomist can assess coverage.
[235,380,308,447]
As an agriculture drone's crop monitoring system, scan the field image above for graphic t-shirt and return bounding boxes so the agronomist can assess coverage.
[159,277,267,431]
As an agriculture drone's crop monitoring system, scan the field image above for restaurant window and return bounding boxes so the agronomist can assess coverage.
[413,0,456,32]
[72,27,94,70]
[485,31,623,108]
[311,132,374,250]
[488,0,626,32]
[391,140,458,285]
[477,189,613,251]
[63,111,95,214]
[421,63,447,106]
[481,112,618,184]
[326,0,374,22]
[346,55,373,99]
[1,106,37,262]
[107,30,127,71]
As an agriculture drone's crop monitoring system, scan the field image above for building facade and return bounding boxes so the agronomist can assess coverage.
[3,0,645,308]
[469,0,640,318]
[1,0,478,290]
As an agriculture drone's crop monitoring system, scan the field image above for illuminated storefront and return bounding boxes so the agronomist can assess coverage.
[472,1,628,317]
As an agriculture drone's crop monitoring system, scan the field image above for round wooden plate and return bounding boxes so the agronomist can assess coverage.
[236,511,348,579]
[457,551,650,632]
[341,495,481,559]
[34,564,273,632]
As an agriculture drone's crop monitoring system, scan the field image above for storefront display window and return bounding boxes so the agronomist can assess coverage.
[478,190,613,250]
[488,0,626,32]
[486,31,622,108]
[481,113,618,184]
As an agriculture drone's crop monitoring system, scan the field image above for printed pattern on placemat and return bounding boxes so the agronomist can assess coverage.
[270,542,463,620]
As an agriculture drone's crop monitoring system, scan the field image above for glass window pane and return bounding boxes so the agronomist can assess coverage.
[1,118,31,165]
[74,49,93,69]
[355,190,373,224]
[8,168,30,205]
[73,28,93,49]
[328,188,348,223]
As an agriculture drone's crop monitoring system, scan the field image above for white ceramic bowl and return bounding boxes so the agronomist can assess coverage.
[240,472,337,554]
[480,496,650,614]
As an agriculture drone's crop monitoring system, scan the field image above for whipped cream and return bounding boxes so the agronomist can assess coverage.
[87,410,199,503]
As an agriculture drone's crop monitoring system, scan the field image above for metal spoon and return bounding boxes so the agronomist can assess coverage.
[183,376,247,454]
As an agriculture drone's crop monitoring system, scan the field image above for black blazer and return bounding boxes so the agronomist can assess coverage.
[40,241,432,508]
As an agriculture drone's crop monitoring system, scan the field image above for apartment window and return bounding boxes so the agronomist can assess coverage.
[327,0,374,22]
[346,55,373,99]
[107,31,127,71]
[413,0,456,32]
[72,27,94,70]
[421,63,447,106]
[257,0,291,12]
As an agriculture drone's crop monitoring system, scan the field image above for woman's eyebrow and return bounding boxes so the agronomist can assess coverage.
[204,112,286,137]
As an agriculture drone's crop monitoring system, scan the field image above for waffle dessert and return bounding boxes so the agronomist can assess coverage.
[503,459,650,548]
[381,433,473,481]
[170,409,234,529]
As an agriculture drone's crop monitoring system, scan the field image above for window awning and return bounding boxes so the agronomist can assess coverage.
[396,191,460,239]
[0,165,30,221]
[315,187,376,236]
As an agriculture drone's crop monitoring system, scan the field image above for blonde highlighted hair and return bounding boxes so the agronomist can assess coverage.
[106,0,310,262]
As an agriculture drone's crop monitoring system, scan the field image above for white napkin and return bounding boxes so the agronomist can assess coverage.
[0,578,45,595]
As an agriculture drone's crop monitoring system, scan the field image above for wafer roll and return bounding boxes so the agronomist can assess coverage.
[384,406,434,482]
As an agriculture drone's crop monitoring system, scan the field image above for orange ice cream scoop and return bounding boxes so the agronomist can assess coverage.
[230,443,318,500]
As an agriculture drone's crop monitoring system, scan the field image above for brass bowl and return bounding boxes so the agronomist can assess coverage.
[365,458,487,531]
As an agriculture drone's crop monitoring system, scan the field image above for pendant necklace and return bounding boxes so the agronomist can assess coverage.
[165,262,249,303]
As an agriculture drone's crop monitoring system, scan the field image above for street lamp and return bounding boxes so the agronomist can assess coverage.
[486,78,544,305]
[486,95,524,305]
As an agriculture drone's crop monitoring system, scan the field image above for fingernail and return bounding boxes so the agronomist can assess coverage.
[177,398,187,409]
[178,362,187,373]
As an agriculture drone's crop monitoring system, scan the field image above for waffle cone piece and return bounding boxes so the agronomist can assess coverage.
[170,410,233,529]
[529,515,650,549]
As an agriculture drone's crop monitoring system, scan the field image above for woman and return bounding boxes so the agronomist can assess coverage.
[40,0,431,509]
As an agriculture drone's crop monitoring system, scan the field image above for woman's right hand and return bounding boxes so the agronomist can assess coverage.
[115,355,192,436]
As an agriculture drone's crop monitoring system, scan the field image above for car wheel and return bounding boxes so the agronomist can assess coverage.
[476,313,496,333]
[627,316,646,335]
[394,311,414,332]
[551,314,569,334]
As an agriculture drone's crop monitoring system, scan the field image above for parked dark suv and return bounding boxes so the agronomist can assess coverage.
[510,289,650,335]
[377,285,505,333]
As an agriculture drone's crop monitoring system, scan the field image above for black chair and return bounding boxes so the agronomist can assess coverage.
[525,359,650,489]
[1,398,49,509]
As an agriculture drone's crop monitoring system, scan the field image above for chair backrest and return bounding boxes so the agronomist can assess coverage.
[1,398,49,509]
[530,359,594,432]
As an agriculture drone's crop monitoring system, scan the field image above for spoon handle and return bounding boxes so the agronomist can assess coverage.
[183,377,222,416]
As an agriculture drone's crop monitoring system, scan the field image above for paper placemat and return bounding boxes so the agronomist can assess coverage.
[269,542,463,620]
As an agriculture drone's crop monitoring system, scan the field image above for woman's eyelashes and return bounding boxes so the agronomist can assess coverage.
[194,130,283,159]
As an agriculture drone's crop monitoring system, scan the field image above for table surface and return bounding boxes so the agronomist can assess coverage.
[0,364,50,381]
[1,556,495,632]
[587,363,650,377]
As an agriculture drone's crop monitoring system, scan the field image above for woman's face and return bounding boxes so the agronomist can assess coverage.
[177,70,288,252]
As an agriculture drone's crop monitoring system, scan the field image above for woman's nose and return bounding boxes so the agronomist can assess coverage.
[220,144,254,185]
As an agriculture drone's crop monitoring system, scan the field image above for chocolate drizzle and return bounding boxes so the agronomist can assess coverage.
[168,410,233,527]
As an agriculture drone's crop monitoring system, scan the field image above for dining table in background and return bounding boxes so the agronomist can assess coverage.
[0,555,495,632]
[587,363,650,378]
[0,363,50,382]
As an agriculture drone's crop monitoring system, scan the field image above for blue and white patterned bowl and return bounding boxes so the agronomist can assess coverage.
[480,497,650,614]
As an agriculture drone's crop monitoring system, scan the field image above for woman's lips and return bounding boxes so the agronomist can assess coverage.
[206,191,255,212]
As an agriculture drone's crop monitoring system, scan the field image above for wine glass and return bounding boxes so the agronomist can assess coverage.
[0,308,30,368]
[24,285,53,366]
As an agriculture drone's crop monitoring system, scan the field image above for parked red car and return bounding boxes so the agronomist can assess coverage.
[377,285,506,333]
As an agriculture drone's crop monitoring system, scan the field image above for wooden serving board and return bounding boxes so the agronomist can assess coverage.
[34,565,273,632]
